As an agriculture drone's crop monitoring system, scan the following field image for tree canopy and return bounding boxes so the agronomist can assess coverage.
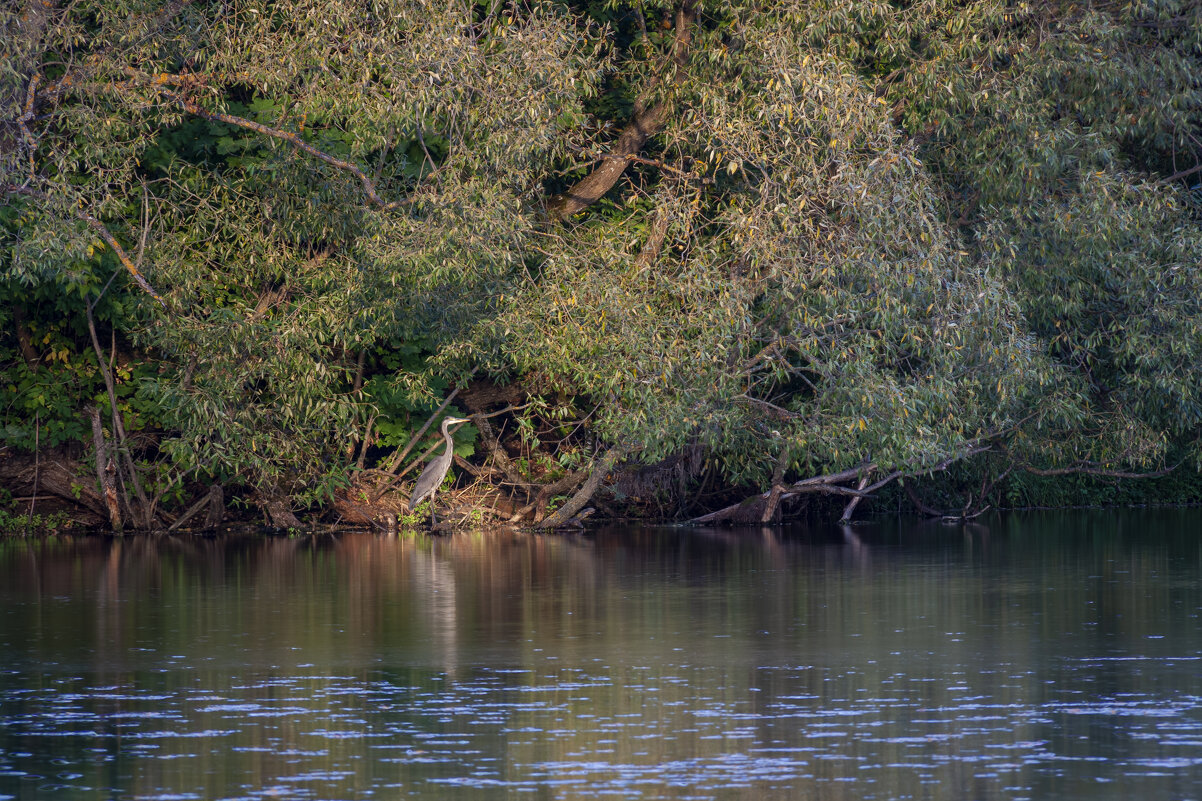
[3,0,1201,528]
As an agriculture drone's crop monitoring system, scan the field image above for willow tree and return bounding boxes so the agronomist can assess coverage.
[490,2,1048,521]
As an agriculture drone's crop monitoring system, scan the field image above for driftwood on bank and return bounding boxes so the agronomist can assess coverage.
[510,466,588,524]
[0,452,108,524]
[690,447,992,526]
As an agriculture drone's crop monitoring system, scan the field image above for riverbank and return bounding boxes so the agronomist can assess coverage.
[4,440,1200,537]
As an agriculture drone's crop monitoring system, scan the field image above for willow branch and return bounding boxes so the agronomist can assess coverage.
[4,185,166,305]
[147,80,408,211]
[81,211,166,306]
[1161,163,1202,184]
[1019,461,1180,479]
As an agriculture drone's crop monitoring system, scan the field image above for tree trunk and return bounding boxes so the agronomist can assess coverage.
[548,102,669,221]
[546,3,696,221]
[86,303,153,527]
[12,305,39,368]
[839,476,871,523]
[204,484,225,529]
[258,489,302,528]
[760,445,792,523]
[90,406,123,533]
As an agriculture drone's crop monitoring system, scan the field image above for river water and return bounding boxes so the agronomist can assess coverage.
[1,511,1201,800]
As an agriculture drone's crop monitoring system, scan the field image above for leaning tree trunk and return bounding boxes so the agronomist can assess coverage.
[546,2,696,221]
[537,445,628,529]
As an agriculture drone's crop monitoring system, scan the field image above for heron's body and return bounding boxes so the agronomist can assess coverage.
[409,416,470,524]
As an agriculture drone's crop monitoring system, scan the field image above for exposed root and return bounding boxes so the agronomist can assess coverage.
[333,472,410,530]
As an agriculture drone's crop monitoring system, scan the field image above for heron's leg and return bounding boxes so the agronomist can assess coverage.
[430,491,438,527]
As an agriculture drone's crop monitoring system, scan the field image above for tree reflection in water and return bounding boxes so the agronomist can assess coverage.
[1,512,1201,800]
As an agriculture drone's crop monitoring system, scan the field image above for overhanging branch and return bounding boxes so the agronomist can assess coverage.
[1019,460,1180,479]
[146,79,410,211]
[688,445,991,525]
[4,185,166,306]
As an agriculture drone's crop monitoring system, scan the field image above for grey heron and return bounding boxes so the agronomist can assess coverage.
[409,415,471,525]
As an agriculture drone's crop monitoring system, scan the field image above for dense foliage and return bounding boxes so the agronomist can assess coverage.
[3,0,1201,526]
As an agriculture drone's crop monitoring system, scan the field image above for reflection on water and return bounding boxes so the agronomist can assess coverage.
[1,511,1202,800]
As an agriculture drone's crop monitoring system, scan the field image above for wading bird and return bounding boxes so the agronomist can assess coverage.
[409,416,471,525]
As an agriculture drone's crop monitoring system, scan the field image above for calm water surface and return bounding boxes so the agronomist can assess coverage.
[2,511,1202,800]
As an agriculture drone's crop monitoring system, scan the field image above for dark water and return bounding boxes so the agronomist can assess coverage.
[2,512,1202,800]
